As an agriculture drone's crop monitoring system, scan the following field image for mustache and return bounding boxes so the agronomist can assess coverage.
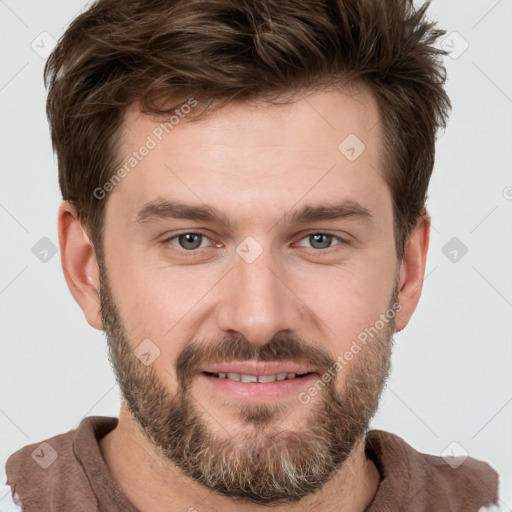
[175,332,337,390]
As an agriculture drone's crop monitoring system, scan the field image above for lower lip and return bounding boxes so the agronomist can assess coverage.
[197,372,318,403]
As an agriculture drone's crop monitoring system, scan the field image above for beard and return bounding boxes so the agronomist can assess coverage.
[99,262,397,504]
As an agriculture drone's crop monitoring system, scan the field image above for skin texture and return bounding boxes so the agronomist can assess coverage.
[58,87,430,511]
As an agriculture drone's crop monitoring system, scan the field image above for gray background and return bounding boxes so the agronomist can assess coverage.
[1,0,511,506]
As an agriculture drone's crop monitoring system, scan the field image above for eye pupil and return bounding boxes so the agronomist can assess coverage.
[179,233,202,250]
[310,234,332,249]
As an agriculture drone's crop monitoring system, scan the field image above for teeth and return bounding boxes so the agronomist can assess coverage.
[240,374,258,383]
[257,375,276,383]
[212,372,308,382]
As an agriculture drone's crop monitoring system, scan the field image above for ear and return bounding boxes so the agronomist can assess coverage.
[58,201,103,330]
[395,212,430,332]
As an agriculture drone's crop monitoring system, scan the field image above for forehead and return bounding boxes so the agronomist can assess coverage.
[108,87,390,230]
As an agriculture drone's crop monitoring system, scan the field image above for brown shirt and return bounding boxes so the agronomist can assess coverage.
[4,416,499,511]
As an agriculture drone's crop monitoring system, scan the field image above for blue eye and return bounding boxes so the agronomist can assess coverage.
[161,231,347,258]
[298,233,343,250]
[169,233,209,250]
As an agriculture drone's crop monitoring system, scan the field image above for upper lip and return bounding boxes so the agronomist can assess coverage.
[199,361,317,376]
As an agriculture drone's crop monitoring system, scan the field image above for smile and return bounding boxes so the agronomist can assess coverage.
[203,371,315,382]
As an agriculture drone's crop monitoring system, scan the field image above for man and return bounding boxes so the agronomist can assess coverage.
[4,0,500,510]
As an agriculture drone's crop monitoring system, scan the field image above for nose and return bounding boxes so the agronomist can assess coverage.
[216,244,303,346]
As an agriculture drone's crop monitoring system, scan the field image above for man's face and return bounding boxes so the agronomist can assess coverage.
[99,88,400,502]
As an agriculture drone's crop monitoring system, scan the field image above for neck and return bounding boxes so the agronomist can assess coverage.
[99,404,381,512]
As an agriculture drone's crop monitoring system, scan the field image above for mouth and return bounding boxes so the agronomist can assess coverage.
[202,370,315,383]
[197,362,319,402]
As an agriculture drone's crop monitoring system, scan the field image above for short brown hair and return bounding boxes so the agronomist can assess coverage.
[45,0,450,259]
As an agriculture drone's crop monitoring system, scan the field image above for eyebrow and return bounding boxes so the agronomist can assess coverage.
[135,198,373,227]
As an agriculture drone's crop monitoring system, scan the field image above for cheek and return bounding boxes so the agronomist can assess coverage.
[294,254,397,353]
[105,253,219,368]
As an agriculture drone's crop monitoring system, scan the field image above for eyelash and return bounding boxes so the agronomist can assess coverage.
[161,232,348,258]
